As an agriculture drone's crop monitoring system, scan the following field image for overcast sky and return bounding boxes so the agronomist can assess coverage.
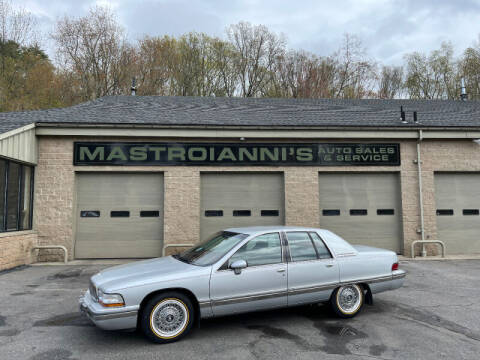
[18,0,480,65]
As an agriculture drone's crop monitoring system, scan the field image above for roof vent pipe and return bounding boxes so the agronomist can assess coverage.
[400,106,407,123]
[131,77,137,96]
[413,111,418,123]
[461,78,467,101]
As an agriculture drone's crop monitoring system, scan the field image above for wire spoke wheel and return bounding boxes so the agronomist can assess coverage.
[331,284,364,317]
[149,298,189,339]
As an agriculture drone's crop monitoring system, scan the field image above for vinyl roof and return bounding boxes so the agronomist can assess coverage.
[1,96,480,135]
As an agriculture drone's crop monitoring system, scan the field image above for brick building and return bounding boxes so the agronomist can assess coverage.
[0,96,479,270]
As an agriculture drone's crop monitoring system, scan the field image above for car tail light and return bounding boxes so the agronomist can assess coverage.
[392,262,399,271]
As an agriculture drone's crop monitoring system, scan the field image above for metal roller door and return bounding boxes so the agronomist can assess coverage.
[318,173,403,253]
[200,173,285,241]
[435,173,480,254]
[75,173,164,258]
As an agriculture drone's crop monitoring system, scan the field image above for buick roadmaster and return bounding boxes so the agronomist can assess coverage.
[80,226,406,343]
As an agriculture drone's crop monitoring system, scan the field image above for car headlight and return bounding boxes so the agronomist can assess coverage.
[97,288,125,307]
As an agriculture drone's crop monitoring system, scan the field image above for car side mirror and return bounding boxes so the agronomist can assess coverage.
[230,259,247,275]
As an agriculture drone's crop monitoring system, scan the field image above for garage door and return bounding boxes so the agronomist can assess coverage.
[75,173,164,258]
[318,173,403,253]
[200,173,285,241]
[435,173,480,254]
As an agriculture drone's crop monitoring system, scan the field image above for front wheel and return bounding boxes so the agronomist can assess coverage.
[140,292,194,344]
[330,284,364,318]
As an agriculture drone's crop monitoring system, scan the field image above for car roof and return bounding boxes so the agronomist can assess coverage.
[225,226,325,235]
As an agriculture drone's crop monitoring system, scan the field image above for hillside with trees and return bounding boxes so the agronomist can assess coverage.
[1,1,480,112]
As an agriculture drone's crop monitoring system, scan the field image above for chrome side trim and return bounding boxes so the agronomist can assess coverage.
[199,301,211,309]
[341,271,407,285]
[288,283,337,295]
[392,271,407,280]
[211,290,286,306]
[208,272,406,308]
[336,253,357,258]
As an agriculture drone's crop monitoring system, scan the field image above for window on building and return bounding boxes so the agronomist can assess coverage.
[80,210,100,218]
[436,209,454,216]
[350,209,368,216]
[0,159,6,230]
[261,210,279,217]
[7,162,20,230]
[20,166,33,230]
[233,210,251,217]
[322,209,340,216]
[0,158,34,232]
[205,210,223,217]
[111,211,130,217]
[140,210,160,217]
[377,209,395,215]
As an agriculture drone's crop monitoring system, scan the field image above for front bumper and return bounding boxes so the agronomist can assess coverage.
[79,291,139,330]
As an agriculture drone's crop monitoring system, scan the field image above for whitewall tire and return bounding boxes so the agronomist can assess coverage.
[330,284,364,318]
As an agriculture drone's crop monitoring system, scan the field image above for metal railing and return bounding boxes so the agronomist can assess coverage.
[32,245,68,264]
[162,243,194,257]
[411,240,446,258]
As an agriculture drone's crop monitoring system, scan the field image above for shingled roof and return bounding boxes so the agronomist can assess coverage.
[1,96,480,135]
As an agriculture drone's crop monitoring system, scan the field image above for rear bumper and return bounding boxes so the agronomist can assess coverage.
[79,291,138,330]
[368,269,406,293]
[390,269,406,290]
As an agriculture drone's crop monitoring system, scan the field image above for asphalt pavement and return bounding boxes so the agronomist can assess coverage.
[0,260,479,360]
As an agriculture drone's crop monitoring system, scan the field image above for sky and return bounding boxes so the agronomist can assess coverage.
[17,0,480,65]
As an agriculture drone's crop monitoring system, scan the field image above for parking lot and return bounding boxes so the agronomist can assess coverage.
[0,260,479,360]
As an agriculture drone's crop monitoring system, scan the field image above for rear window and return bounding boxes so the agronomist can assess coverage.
[286,232,317,262]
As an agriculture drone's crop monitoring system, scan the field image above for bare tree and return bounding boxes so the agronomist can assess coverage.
[135,36,177,96]
[52,6,132,100]
[268,51,336,98]
[459,35,480,100]
[227,22,286,97]
[404,42,458,99]
[174,32,224,96]
[377,65,404,99]
[0,0,37,79]
[0,0,36,46]
[211,38,238,97]
[332,34,377,98]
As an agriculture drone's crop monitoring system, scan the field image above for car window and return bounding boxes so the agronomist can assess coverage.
[177,231,248,266]
[287,232,317,262]
[228,233,282,267]
[309,232,332,259]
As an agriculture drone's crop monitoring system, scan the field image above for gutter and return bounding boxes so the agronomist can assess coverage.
[33,122,480,132]
[416,130,426,256]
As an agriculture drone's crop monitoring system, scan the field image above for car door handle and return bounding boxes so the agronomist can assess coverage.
[277,269,286,273]
[325,264,334,268]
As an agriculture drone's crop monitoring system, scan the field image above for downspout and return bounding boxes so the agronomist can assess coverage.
[416,129,426,256]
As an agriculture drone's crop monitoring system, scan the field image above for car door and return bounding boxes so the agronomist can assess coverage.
[285,231,339,306]
[210,232,288,316]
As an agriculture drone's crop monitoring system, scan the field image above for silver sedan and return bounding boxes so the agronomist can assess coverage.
[80,226,406,343]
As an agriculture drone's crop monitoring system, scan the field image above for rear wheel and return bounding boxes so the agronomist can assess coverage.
[330,284,364,318]
[140,292,194,344]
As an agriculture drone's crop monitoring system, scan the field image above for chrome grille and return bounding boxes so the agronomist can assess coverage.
[89,281,98,301]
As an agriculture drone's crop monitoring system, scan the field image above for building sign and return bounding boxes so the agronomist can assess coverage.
[74,142,400,166]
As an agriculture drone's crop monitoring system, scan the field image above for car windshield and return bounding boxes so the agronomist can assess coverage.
[175,231,249,266]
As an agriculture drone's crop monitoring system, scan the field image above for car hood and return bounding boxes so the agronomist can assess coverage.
[91,256,206,292]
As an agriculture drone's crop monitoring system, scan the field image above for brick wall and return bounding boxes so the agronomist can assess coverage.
[30,136,480,262]
[0,231,37,271]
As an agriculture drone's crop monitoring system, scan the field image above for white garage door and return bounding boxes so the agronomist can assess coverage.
[435,173,480,255]
[75,173,164,258]
[318,173,403,253]
[200,173,285,241]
